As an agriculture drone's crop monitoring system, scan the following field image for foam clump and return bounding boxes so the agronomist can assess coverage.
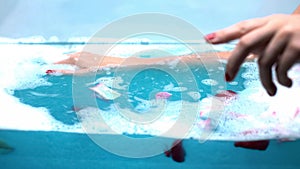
[192,63,300,140]
[0,38,83,133]
[17,36,47,43]
[163,83,187,92]
[0,89,81,132]
[188,62,300,141]
[201,79,218,86]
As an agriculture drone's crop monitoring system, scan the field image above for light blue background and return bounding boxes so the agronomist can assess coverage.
[0,0,299,40]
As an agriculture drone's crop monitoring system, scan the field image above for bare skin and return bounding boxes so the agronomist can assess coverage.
[205,5,300,96]
[48,51,255,75]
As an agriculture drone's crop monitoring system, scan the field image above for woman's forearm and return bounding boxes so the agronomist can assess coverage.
[50,51,254,75]
[100,51,235,68]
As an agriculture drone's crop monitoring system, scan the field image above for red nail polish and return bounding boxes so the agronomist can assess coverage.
[205,33,216,41]
[46,70,55,74]
[225,72,231,82]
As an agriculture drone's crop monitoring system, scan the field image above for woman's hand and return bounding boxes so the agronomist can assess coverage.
[206,14,300,96]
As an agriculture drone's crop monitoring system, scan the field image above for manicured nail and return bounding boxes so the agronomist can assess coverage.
[267,88,277,96]
[46,69,55,74]
[267,90,274,96]
[225,72,231,82]
[205,33,216,42]
[286,79,292,88]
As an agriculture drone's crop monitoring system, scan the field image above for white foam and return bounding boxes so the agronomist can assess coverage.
[197,63,300,140]
[187,91,201,100]
[76,100,199,138]
[0,88,81,132]
[201,79,218,86]
[0,40,82,132]
[163,83,187,92]
[228,81,238,85]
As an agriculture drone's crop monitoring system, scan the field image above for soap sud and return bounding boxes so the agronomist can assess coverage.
[228,81,238,85]
[163,83,187,92]
[133,96,154,113]
[166,58,180,69]
[0,42,85,132]
[217,66,225,71]
[76,102,183,136]
[76,99,200,138]
[192,73,300,140]
[0,88,81,132]
[241,62,260,88]
[201,79,218,86]
[187,91,201,100]
[87,76,125,90]
[218,86,224,89]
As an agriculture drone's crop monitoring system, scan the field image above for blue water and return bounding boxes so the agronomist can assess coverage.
[1,130,300,169]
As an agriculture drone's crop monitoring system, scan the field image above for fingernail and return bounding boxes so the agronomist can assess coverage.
[205,33,216,42]
[267,90,273,96]
[46,69,55,74]
[286,79,292,88]
[267,88,277,96]
[225,72,231,82]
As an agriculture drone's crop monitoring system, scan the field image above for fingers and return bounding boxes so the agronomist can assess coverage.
[46,69,75,75]
[276,46,299,88]
[46,69,56,74]
[258,56,277,96]
[225,26,273,81]
[262,29,291,89]
[205,17,268,44]
[206,14,300,97]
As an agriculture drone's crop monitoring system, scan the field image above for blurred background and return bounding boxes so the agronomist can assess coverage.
[0,0,299,41]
